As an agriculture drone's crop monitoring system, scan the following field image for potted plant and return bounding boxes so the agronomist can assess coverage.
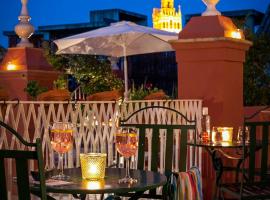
[129,82,168,100]
[37,75,70,101]
[24,81,48,100]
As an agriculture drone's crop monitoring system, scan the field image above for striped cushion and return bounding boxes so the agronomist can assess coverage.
[176,167,203,200]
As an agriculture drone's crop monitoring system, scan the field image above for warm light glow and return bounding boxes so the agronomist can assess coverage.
[89,165,98,174]
[212,127,233,143]
[80,153,107,180]
[211,130,217,142]
[83,179,105,190]
[222,130,230,141]
[231,29,242,39]
[6,62,17,71]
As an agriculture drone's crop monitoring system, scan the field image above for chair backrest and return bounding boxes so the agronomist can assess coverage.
[243,120,270,183]
[119,105,197,174]
[0,121,47,200]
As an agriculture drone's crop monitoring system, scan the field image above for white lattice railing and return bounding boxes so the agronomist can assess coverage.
[0,99,203,196]
[71,85,86,100]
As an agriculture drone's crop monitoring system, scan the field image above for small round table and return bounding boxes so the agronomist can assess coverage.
[187,140,261,200]
[31,168,167,200]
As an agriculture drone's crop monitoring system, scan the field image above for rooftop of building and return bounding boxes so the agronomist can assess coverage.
[257,4,270,34]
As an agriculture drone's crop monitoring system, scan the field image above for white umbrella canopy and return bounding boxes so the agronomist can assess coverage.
[54,21,178,99]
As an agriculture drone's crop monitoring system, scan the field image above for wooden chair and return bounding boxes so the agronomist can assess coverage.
[118,105,197,199]
[220,109,270,200]
[0,120,48,200]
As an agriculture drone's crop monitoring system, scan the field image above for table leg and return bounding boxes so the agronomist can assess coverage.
[204,149,224,200]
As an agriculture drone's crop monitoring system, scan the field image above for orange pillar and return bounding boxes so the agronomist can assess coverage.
[0,47,59,100]
[171,15,252,199]
[171,15,251,129]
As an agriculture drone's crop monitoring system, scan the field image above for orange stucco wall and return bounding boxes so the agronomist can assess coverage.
[171,15,252,199]
[0,47,59,100]
[172,39,251,130]
[171,15,252,130]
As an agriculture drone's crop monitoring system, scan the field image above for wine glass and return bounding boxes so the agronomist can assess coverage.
[49,122,74,180]
[115,127,138,184]
[237,126,250,143]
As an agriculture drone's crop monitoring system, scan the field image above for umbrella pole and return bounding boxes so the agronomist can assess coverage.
[123,46,128,100]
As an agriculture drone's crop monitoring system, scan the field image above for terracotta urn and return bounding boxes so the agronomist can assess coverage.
[86,90,123,101]
[144,90,167,100]
[37,89,70,101]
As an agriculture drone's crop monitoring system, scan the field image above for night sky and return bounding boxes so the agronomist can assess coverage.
[0,0,269,47]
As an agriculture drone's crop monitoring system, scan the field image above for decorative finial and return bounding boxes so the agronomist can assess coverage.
[14,0,35,47]
[202,0,221,16]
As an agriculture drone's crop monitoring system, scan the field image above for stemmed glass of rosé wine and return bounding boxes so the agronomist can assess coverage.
[49,122,74,180]
[115,127,138,184]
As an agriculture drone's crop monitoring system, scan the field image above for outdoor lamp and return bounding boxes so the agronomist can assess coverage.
[80,153,107,180]
[6,62,17,71]
[230,29,243,39]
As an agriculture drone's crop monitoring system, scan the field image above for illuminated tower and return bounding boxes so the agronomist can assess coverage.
[152,0,182,33]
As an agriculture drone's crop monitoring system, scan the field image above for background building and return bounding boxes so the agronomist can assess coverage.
[185,9,264,33]
[152,0,182,33]
[257,4,270,34]
[3,9,147,48]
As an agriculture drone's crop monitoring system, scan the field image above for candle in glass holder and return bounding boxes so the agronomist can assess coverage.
[80,153,107,180]
[217,127,233,142]
[212,127,233,143]
[82,179,105,190]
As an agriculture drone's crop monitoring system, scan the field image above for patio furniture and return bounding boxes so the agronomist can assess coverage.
[187,140,262,200]
[30,167,167,200]
[176,166,203,200]
[119,105,197,199]
[220,109,270,199]
[0,121,47,200]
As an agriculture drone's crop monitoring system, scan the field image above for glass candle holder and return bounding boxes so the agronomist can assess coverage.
[218,127,233,142]
[212,127,233,143]
[82,179,105,190]
[80,153,107,180]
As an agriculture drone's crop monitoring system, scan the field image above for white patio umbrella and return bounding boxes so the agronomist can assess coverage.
[54,21,178,99]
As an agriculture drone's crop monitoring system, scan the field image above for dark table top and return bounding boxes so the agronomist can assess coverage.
[31,168,167,195]
[187,140,254,148]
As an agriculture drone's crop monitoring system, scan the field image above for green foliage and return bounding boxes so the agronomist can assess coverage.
[129,82,159,100]
[53,75,67,89]
[24,81,48,99]
[244,33,270,106]
[43,43,123,95]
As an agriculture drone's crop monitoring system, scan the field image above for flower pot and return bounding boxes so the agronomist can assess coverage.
[143,90,167,100]
[87,90,122,101]
[37,89,70,101]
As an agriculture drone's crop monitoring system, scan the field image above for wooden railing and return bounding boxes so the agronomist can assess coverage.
[0,99,203,195]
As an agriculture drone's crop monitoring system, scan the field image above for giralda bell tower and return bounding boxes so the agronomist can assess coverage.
[152,0,182,33]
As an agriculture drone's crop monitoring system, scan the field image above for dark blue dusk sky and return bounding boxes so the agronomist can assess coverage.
[0,0,269,47]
